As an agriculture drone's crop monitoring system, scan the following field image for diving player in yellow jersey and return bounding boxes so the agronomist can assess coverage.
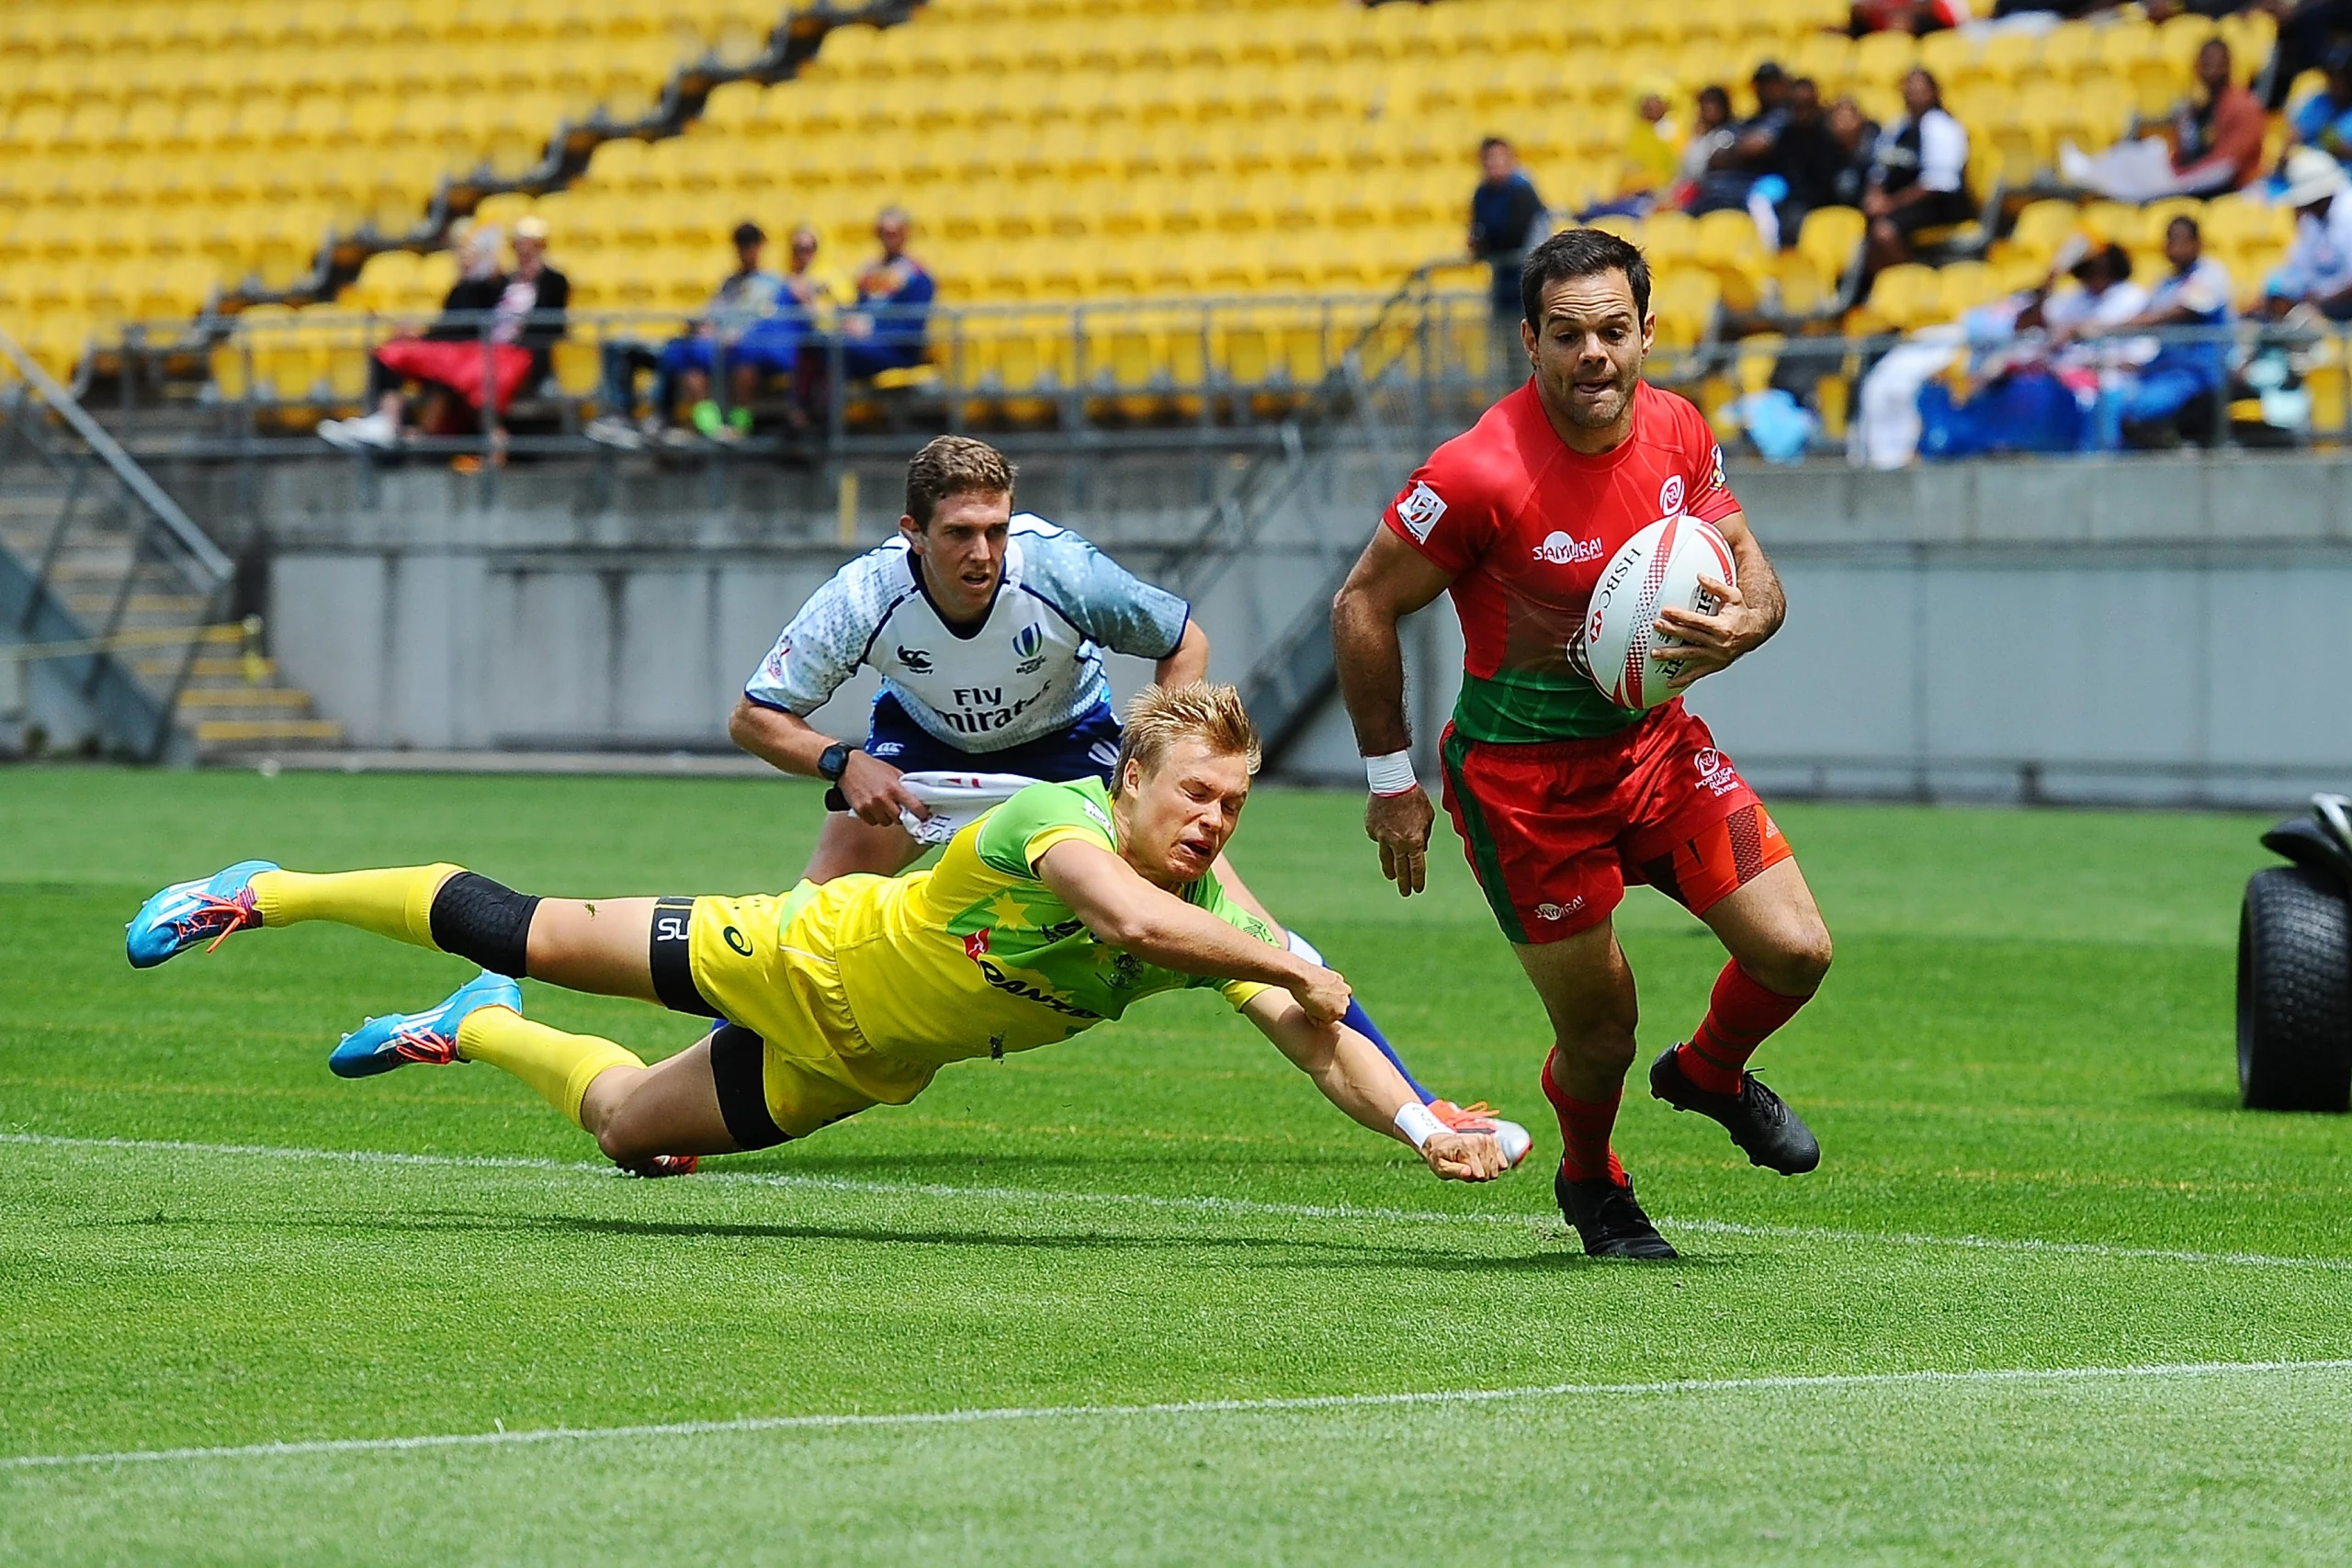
[124,684,1518,1183]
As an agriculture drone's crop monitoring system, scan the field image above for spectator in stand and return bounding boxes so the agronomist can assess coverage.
[589,222,847,448]
[1862,69,1972,273]
[1467,137,1547,332]
[2060,39,2265,202]
[1855,236,2146,467]
[2258,147,2352,319]
[1849,0,1973,31]
[838,207,936,380]
[2288,44,2352,165]
[321,217,568,464]
[1768,79,1859,250]
[1576,79,1681,222]
[1668,86,1736,210]
[2261,0,2352,113]
[1690,62,1795,219]
[777,223,845,419]
[1825,96,1882,211]
[2086,215,2236,447]
[669,221,799,445]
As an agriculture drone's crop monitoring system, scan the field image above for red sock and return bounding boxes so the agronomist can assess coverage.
[1541,1049,1626,1186]
[1676,961,1814,1094]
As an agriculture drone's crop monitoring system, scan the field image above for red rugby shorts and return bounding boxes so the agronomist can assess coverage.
[1438,702,1792,943]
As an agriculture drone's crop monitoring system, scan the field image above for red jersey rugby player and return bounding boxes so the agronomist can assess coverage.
[1331,228,1835,1258]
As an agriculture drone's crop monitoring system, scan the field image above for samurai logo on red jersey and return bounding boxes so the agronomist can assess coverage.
[1380,380,1743,743]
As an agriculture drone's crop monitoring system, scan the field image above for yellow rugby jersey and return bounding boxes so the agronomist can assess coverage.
[791,777,1280,1071]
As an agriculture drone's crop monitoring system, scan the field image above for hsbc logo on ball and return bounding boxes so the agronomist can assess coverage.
[1533,897,1586,923]
[1532,531,1603,566]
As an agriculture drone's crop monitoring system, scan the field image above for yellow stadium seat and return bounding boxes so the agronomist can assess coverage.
[1770,252,1831,317]
[1863,263,1941,332]
[1797,207,1867,288]
[1853,30,1920,90]
[1651,272,1722,349]
[1935,259,1999,319]
[2007,198,2081,266]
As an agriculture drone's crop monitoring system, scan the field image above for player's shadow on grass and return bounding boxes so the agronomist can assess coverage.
[284,1208,1708,1273]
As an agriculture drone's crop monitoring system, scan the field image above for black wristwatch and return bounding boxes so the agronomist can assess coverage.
[817,742,855,783]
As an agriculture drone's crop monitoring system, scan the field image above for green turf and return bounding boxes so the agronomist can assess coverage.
[3,765,2347,1564]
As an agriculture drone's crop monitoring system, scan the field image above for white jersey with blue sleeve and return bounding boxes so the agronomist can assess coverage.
[742,513,1190,752]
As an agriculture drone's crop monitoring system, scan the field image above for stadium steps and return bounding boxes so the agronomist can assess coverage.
[0,326,339,761]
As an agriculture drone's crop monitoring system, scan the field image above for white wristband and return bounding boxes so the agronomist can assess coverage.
[1363,750,1418,796]
[1393,1100,1447,1150]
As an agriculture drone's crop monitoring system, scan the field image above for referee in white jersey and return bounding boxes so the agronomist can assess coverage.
[727,436,1523,1134]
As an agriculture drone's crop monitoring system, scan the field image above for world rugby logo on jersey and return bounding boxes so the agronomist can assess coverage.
[1532,531,1603,566]
[1396,481,1446,541]
[1659,474,1685,516]
[1012,623,1045,675]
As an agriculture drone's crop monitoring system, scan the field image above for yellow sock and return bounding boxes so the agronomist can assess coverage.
[250,864,463,948]
[456,1007,644,1129]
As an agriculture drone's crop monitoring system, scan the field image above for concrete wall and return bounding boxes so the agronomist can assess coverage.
[223,450,2352,807]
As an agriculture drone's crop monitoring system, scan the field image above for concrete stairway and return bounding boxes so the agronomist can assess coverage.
[0,333,340,761]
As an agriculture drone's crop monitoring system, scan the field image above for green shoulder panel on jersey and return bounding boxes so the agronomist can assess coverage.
[975,778,1119,878]
[1453,666,1642,744]
[949,776,1280,1021]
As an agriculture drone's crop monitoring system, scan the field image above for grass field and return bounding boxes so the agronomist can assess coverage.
[4,766,2349,1564]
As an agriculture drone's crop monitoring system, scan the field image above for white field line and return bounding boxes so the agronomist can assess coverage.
[6,1131,2350,1276]
[8,1359,2352,1472]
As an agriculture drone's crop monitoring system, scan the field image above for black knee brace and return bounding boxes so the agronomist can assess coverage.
[427,873,541,977]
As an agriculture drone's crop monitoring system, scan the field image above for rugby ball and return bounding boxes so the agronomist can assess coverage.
[1580,516,1736,712]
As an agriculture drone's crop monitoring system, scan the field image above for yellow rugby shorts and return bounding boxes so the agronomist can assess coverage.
[651,879,933,1143]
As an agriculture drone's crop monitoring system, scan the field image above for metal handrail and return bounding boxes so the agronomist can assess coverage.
[0,327,232,588]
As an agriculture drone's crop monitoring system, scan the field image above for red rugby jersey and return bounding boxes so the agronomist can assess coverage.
[1382,379,1741,742]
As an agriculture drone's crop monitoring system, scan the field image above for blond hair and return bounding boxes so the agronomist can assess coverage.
[903,435,1015,529]
[1114,682,1262,788]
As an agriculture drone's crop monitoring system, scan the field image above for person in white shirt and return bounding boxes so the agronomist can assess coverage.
[2260,148,2352,321]
[1862,68,1973,274]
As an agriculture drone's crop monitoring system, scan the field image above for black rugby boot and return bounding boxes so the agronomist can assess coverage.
[1555,1166,1679,1259]
[1649,1043,1821,1175]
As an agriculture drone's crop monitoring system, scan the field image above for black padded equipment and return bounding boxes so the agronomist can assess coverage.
[2261,817,2352,891]
[426,873,540,978]
[648,897,720,1018]
[2237,865,2352,1113]
[707,1023,788,1149]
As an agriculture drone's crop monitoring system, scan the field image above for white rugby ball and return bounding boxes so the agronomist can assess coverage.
[1581,516,1736,712]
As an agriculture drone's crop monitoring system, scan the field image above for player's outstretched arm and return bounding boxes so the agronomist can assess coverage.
[1035,839,1344,1021]
[1153,619,1210,688]
[1331,530,1456,897]
[1240,990,1505,1183]
[727,697,928,827]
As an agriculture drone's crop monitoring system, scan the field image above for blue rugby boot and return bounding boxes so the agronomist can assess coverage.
[125,860,277,968]
[330,971,521,1079]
